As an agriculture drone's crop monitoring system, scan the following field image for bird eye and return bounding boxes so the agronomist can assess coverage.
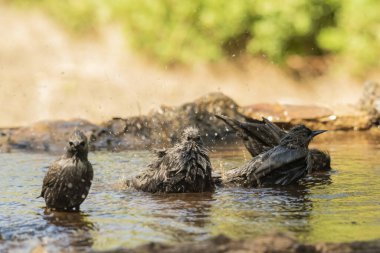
[69,141,74,146]
[187,136,191,141]
[80,141,85,147]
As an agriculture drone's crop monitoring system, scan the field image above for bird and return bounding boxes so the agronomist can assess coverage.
[39,130,93,211]
[216,115,331,172]
[129,127,215,193]
[223,125,327,187]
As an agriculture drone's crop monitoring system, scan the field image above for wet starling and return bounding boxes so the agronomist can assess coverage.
[130,127,215,193]
[39,130,93,211]
[216,115,331,171]
[223,125,326,187]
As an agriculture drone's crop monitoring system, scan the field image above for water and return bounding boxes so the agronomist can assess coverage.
[1,132,380,252]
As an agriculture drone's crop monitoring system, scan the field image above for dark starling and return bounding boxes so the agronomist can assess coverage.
[39,130,93,211]
[130,127,215,193]
[216,115,331,171]
[223,125,326,187]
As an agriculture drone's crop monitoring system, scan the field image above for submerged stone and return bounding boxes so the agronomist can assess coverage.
[93,232,380,253]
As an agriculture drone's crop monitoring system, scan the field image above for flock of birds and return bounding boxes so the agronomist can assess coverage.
[38,115,330,211]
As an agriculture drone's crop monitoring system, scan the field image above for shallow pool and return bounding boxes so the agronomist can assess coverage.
[1,131,380,252]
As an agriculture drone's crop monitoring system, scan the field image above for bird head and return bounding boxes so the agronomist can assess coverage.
[280,125,326,148]
[181,127,203,148]
[67,130,89,157]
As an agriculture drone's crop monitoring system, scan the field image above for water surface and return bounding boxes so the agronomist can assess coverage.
[1,132,380,252]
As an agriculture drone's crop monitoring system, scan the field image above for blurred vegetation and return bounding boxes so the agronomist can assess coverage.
[5,0,380,72]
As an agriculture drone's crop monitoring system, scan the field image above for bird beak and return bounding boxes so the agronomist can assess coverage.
[311,130,327,137]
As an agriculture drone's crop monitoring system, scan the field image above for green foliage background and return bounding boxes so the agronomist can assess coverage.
[6,0,380,72]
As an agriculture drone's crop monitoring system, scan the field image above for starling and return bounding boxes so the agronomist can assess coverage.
[130,127,215,193]
[223,125,326,187]
[39,130,93,211]
[216,115,330,171]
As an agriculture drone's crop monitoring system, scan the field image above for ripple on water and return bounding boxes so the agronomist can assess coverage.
[1,132,380,251]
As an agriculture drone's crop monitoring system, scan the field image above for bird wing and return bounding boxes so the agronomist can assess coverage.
[152,148,167,158]
[216,115,286,157]
[261,117,286,141]
[132,149,170,192]
[40,160,64,197]
[216,114,265,156]
[254,146,308,186]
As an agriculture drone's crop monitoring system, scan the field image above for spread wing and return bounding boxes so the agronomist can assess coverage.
[216,115,286,157]
[254,146,308,186]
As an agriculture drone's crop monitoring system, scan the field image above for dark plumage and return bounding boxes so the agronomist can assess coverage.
[39,130,93,211]
[216,115,331,171]
[130,127,215,193]
[223,125,326,187]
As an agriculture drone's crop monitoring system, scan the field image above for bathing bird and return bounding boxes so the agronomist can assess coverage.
[39,130,93,211]
[216,115,330,171]
[223,125,326,187]
[130,127,215,193]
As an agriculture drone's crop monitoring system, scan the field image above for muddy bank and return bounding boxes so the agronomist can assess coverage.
[1,82,379,153]
[96,232,380,253]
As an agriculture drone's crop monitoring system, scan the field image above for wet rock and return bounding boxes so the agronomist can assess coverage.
[2,93,242,152]
[96,232,380,253]
[3,87,379,153]
[8,119,100,152]
[0,129,11,153]
[358,81,380,125]
[242,103,334,121]
[100,92,243,149]
[242,103,372,131]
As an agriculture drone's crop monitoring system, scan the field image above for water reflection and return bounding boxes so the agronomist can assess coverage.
[209,183,315,239]
[145,193,214,242]
[43,209,96,231]
[301,171,333,187]
[42,210,96,250]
